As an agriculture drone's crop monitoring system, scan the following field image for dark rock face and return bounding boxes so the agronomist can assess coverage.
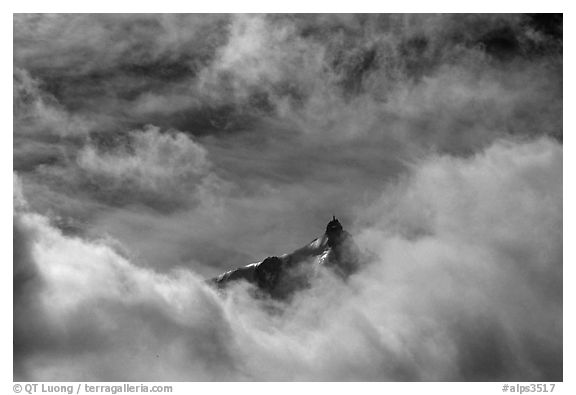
[212,217,364,299]
[254,256,283,293]
[325,216,343,246]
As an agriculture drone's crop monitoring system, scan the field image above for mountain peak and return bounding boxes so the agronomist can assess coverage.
[212,217,364,298]
[325,216,344,246]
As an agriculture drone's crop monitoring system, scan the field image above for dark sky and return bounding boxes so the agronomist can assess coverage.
[14,14,562,381]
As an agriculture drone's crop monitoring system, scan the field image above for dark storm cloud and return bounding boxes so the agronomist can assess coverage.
[13,13,562,381]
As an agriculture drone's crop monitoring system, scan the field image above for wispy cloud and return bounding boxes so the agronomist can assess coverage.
[13,14,562,381]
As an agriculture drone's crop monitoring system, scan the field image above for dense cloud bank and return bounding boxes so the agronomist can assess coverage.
[14,14,562,380]
[14,138,562,380]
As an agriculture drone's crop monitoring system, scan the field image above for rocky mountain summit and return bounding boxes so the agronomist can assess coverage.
[212,217,364,299]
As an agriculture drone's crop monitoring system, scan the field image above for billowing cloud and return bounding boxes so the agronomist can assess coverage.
[14,137,562,381]
[13,14,562,381]
[74,125,227,210]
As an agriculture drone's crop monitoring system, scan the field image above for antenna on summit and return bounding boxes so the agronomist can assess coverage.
[332,215,336,221]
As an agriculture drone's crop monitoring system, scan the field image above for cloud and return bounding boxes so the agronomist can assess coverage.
[14,205,235,380]
[13,14,562,141]
[13,68,95,137]
[353,137,562,380]
[14,137,562,381]
[74,125,227,210]
[13,14,562,381]
[13,14,228,76]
